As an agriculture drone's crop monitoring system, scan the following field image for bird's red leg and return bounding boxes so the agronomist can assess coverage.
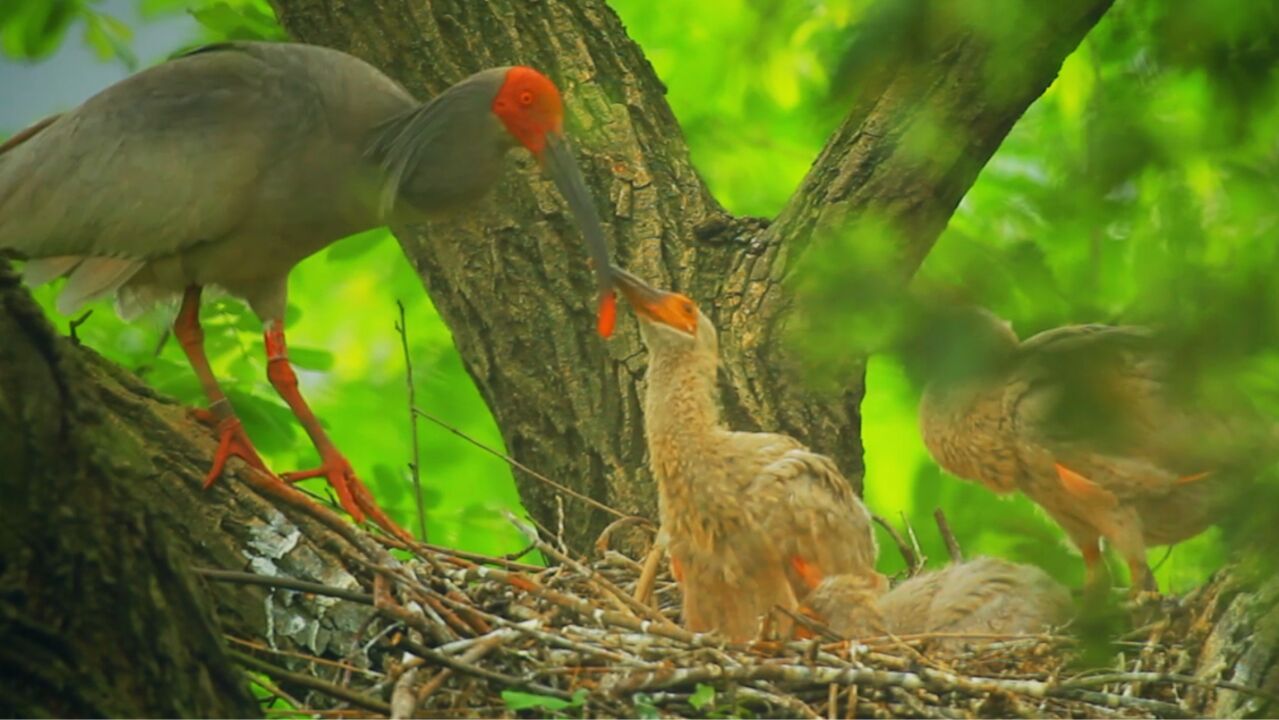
[263,321,412,542]
[174,286,271,488]
[1080,539,1108,591]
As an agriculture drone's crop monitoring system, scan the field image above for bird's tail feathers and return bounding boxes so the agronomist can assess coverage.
[55,257,144,315]
[22,256,81,286]
[114,281,175,321]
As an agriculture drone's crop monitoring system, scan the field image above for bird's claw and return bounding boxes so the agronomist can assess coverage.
[203,416,272,489]
[282,449,415,544]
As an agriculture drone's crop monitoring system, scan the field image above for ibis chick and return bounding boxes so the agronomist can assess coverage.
[917,310,1264,593]
[803,557,1071,650]
[613,267,883,641]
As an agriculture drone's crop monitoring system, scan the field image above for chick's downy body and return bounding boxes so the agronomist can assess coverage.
[619,268,882,640]
[918,313,1265,591]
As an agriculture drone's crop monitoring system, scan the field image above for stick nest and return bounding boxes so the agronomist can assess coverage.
[223,514,1268,720]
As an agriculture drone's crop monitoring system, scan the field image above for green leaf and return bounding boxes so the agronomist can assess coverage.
[287,347,335,372]
[1,0,80,59]
[500,690,572,712]
[689,683,716,710]
[632,693,660,720]
[188,1,284,41]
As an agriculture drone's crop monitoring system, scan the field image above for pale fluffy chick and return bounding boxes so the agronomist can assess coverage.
[613,266,885,641]
[804,557,1071,650]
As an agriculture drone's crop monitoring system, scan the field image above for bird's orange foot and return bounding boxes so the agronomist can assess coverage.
[203,416,272,489]
[189,406,218,428]
[281,448,414,543]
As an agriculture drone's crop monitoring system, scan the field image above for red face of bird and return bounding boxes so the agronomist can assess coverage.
[611,266,700,337]
[491,67,616,337]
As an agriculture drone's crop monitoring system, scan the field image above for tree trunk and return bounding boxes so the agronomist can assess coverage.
[0,262,385,717]
[268,0,1113,552]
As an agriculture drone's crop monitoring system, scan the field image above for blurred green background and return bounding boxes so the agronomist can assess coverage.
[3,0,1275,591]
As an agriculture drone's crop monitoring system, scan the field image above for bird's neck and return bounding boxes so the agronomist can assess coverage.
[643,348,722,494]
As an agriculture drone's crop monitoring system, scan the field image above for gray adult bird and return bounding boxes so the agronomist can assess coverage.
[0,41,617,538]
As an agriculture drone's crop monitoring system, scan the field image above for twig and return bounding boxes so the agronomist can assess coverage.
[416,624,513,705]
[412,406,631,520]
[933,508,963,563]
[594,515,657,555]
[229,648,392,715]
[414,540,543,571]
[872,514,919,573]
[396,300,428,541]
[391,654,420,720]
[609,663,1194,717]
[901,511,925,573]
[1063,671,1279,703]
[68,309,93,343]
[225,636,382,678]
[194,567,373,605]
[397,632,575,700]
[504,511,680,631]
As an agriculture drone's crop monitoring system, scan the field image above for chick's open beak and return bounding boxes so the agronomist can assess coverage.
[612,266,698,335]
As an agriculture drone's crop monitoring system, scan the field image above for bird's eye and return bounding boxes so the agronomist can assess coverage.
[682,302,695,315]
[519,90,534,106]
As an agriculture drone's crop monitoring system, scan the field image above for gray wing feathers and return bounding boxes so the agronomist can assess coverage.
[0,43,316,261]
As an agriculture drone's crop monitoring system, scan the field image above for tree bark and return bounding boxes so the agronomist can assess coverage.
[0,262,385,717]
[268,0,1112,551]
[3,3,1277,713]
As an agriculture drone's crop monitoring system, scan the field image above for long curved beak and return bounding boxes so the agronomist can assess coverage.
[612,265,666,311]
[612,265,698,335]
[543,131,616,337]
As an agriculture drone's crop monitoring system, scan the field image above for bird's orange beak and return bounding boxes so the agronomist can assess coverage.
[612,266,698,336]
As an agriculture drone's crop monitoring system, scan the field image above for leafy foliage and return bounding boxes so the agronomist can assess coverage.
[4,0,1274,588]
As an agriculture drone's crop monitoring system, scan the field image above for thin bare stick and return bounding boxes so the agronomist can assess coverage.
[397,632,574,700]
[226,636,382,678]
[775,605,843,643]
[396,300,428,541]
[932,508,963,563]
[609,662,1193,717]
[67,309,93,343]
[391,656,420,720]
[412,540,543,571]
[194,567,373,605]
[872,514,918,573]
[595,515,657,554]
[413,406,630,520]
[229,649,392,715]
[416,625,512,706]
[901,511,925,573]
[1063,671,1279,703]
[505,511,680,631]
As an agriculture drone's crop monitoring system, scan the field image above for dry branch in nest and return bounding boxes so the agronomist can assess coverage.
[201,491,1277,720]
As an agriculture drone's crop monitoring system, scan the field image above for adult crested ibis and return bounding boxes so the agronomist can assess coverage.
[916,309,1266,594]
[611,266,883,641]
[802,557,1071,649]
[0,41,617,538]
